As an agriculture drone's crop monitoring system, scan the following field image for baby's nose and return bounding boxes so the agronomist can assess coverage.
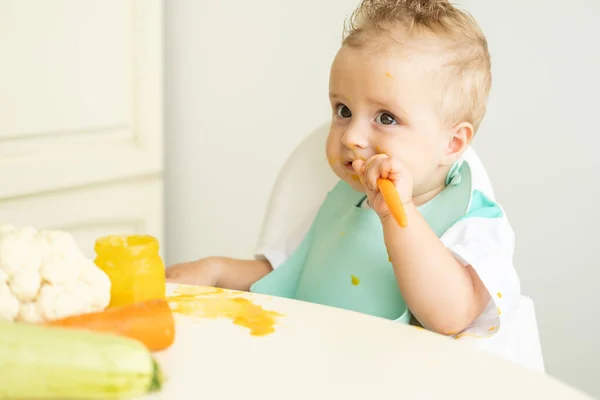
[341,124,368,149]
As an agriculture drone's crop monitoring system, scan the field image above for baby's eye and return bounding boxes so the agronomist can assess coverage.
[376,112,398,125]
[336,104,352,118]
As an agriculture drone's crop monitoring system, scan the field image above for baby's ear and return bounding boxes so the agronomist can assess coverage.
[442,121,473,166]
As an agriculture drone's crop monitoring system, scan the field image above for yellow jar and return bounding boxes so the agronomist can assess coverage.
[94,234,166,308]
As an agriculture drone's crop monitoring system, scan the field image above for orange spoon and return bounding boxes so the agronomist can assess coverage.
[377,178,408,228]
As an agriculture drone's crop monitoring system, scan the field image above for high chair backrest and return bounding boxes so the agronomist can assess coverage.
[256,121,338,251]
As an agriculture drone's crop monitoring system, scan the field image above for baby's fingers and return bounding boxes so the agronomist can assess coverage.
[364,155,389,191]
[351,160,366,184]
[352,159,365,174]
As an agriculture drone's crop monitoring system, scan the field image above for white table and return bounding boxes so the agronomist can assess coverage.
[144,283,590,400]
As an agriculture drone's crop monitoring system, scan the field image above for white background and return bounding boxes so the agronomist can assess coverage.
[165,0,600,396]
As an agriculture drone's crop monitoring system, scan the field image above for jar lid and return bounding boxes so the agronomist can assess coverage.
[95,234,159,257]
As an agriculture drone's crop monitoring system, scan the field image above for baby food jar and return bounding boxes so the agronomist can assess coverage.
[94,234,166,307]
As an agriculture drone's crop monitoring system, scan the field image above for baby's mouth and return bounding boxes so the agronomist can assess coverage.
[344,161,355,171]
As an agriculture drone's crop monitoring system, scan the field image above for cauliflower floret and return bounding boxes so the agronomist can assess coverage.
[9,268,42,302]
[40,255,82,285]
[0,282,20,321]
[79,259,111,309]
[0,226,42,277]
[69,279,94,306]
[18,301,44,324]
[32,233,55,264]
[37,282,92,320]
[0,225,112,323]
[39,230,85,261]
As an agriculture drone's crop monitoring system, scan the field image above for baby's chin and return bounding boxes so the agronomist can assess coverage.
[346,179,366,193]
[339,172,366,193]
[330,166,366,192]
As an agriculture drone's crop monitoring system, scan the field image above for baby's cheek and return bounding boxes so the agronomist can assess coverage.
[325,134,339,158]
[325,136,344,169]
[412,160,440,193]
[407,145,436,171]
[327,156,339,167]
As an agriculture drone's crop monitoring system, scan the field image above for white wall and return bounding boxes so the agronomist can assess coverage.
[166,0,600,397]
[165,0,359,263]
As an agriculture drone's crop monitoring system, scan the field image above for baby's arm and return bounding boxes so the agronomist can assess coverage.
[167,204,318,291]
[353,155,507,335]
[166,257,272,291]
[381,209,490,335]
[216,258,273,291]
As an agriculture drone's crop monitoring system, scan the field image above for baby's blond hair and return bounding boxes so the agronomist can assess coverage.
[343,0,491,134]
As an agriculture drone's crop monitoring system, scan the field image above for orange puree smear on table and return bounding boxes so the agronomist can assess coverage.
[167,286,283,337]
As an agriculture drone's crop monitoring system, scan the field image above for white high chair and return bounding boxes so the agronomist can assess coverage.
[256,121,546,374]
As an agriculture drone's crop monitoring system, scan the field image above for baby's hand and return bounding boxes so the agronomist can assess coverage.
[352,154,413,219]
[165,257,221,287]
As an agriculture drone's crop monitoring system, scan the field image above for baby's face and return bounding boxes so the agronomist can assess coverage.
[326,43,455,200]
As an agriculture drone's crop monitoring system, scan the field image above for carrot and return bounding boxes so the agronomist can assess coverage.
[377,178,408,228]
[44,298,175,352]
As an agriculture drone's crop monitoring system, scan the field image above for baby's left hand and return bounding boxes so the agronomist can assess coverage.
[352,154,413,219]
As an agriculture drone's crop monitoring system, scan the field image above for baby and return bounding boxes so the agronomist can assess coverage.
[167,0,520,340]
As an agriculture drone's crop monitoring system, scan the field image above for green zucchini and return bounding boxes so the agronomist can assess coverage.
[0,319,163,399]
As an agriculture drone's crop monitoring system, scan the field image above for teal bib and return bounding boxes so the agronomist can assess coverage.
[250,162,474,323]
